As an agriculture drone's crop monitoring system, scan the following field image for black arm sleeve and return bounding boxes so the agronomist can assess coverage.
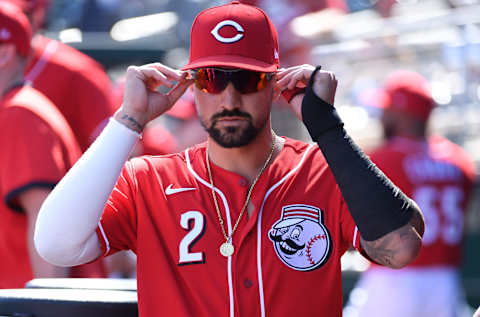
[302,66,414,241]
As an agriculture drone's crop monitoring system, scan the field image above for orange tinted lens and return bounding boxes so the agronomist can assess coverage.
[231,71,270,94]
[194,68,271,94]
[194,68,228,94]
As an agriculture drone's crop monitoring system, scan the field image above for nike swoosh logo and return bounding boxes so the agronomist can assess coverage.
[165,184,196,195]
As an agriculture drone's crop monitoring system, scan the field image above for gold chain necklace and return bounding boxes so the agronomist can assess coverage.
[206,139,275,257]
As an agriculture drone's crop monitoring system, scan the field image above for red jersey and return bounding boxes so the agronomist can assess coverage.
[369,136,476,267]
[96,138,362,316]
[0,86,81,288]
[24,35,116,152]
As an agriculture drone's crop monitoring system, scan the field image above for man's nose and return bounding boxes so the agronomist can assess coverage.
[220,82,242,110]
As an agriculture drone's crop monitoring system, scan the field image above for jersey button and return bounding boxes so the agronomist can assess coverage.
[243,278,253,289]
[238,178,247,187]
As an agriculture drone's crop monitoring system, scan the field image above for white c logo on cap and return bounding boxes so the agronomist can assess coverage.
[211,20,244,43]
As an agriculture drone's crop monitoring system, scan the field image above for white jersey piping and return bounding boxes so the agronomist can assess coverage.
[97,222,110,256]
[256,143,315,317]
[185,148,235,317]
[24,39,58,84]
[353,226,358,248]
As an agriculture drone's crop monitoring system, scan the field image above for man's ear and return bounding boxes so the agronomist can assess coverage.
[0,44,16,68]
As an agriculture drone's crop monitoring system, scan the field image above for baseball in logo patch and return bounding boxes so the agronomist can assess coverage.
[268,204,331,271]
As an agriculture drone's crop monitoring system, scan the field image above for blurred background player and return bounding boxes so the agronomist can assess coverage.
[344,70,477,317]
[2,0,117,152]
[0,2,82,288]
[3,0,118,278]
[238,0,347,66]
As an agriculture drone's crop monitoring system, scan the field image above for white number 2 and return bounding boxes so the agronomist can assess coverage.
[413,186,464,246]
[178,211,205,265]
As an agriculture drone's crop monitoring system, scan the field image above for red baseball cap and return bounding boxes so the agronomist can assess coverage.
[2,0,50,13]
[381,70,434,122]
[0,2,32,57]
[181,1,280,72]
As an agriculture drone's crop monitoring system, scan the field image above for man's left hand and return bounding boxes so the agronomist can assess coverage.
[276,65,338,120]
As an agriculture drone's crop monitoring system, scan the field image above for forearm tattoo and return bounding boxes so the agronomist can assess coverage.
[361,235,397,267]
[360,218,422,269]
[120,114,143,132]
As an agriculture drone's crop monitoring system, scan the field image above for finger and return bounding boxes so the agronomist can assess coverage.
[275,68,289,80]
[144,63,186,81]
[287,69,309,90]
[140,68,174,89]
[167,79,194,105]
[275,67,298,80]
[276,71,299,90]
[177,72,193,84]
[277,69,304,90]
[277,67,310,90]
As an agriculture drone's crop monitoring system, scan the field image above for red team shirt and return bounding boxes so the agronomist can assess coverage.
[96,138,362,316]
[24,35,116,151]
[369,136,476,267]
[0,86,81,288]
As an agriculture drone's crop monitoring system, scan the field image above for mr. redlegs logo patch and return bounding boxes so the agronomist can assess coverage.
[269,204,332,271]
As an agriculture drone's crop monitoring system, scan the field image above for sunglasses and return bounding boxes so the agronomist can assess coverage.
[191,68,274,94]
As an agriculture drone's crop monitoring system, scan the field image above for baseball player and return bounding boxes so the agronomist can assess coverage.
[0,3,81,288]
[5,0,115,277]
[35,2,424,316]
[344,71,477,317]
[3,0,117,152]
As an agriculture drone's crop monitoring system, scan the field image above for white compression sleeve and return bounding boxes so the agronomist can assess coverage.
[34,118,140,266]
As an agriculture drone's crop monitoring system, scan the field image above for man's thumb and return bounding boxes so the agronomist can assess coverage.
[168,80,194,105]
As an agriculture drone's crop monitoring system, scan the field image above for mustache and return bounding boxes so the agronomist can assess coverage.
[211,109,252,121]
[269,232,305,250]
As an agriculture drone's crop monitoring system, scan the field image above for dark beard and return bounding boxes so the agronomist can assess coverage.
[202,109,264,148]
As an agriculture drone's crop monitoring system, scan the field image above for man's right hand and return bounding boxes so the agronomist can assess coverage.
[114,63,193,132]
